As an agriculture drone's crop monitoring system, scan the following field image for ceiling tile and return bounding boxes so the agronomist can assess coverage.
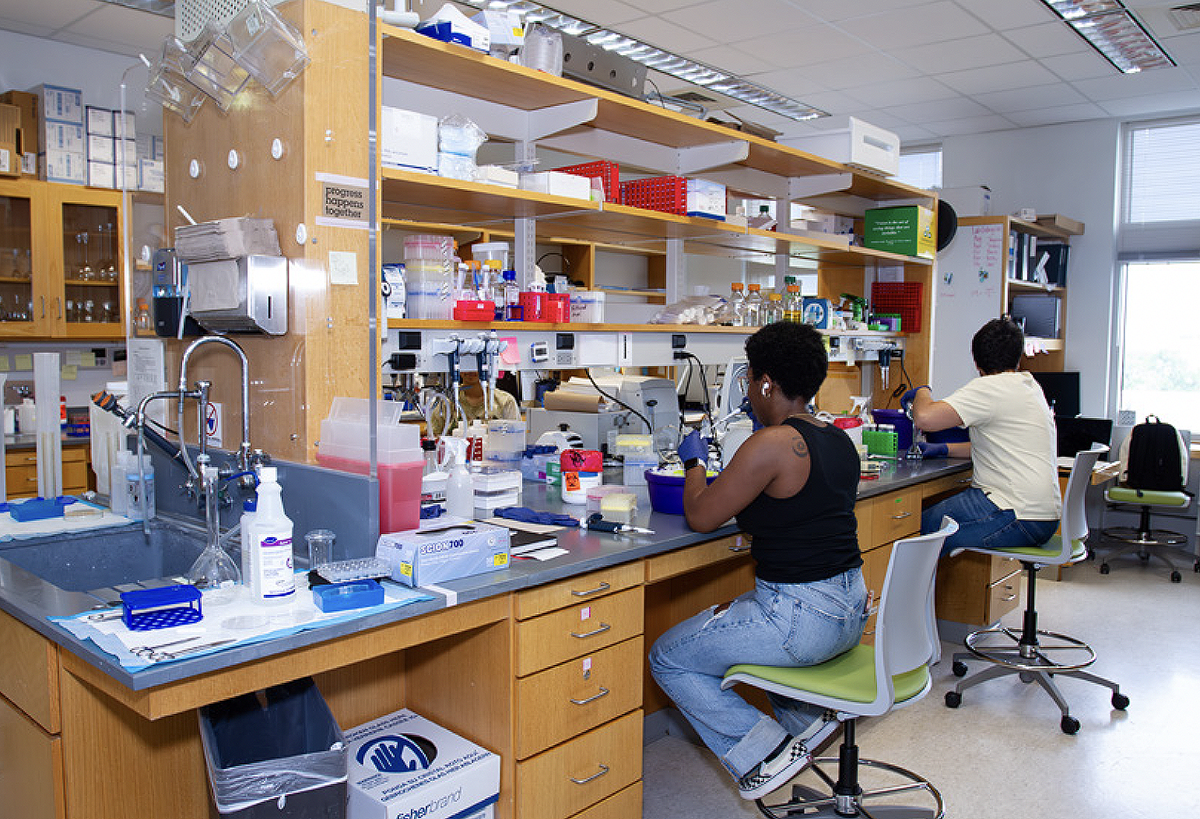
[1072,68,1197,101]
[1159,31,1200,64]
[922,114,1018,136]
[1098,89,1200,117]
[787,89,870,116]
[0,16,56,38]
[972,82,1087,113]
[686,44,777,77]
[53,29,145,58]
[795,52,920,91]
[615,0,694,12]
[1002,22,1091,60]
[63,5,172,53]
[849,76,957,110]
[661,0,817,45]
[538,0,643,26]
[617,15,717,53]
[1039,50,1115,81]
[0,0,96,32]
[938,60,1061,95]
[796,0,938,24]
[953,0,1056,31]
[893,33,1027,74]
[836,1,990,50]
[736,22,872,68]
[743,67,828,98]
[882,95,992,123]
[892,123,940,143]
[1004,102,1109,127]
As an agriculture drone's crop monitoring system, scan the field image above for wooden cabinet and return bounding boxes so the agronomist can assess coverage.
[935,551,1023,626]
[0,178,124,340]
[858,488,923,641]
[5,443,90,500]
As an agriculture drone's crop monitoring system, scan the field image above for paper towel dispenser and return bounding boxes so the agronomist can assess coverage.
[187,255,288,335]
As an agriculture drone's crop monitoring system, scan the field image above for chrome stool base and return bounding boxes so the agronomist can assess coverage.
[756,757,944,819]
[1100,527,1189,582]
[963,624,1096,672]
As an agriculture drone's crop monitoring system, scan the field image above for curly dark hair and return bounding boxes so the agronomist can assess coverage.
[744,321,827,402]
[971,317,1024,375]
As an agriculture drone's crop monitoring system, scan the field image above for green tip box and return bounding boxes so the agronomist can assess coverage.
[864,205,936,260]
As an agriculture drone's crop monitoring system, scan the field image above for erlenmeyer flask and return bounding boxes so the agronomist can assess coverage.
[188,466,241,603]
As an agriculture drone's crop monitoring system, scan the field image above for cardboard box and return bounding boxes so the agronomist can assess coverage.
[139,158,164,192]
[1034,213,1085,235]
[381,106,438,173]
[0,90,39,158]
[44,120,85,154]
[0,144,18,177]
[345,709,499,819]
[117,137,137,167]
[87,161,115,189]
[520,170,592,200]
[87,133,115,164]
[686,178,726,220]
[791,116,900,177]
[29,84,83,124]
[376,518,509,588]
[864,205,936,260]
[113,109,136,141]
[0,103,20,146]
[41,150,86,184]
[85,105,113,136]
[119,162,138,190]
[476,165,519,188]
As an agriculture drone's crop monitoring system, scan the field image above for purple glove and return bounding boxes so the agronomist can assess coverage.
[918,441,949,459]
[495,506,580,527]
[677,429,707,465]
[739,397,762,431]
[901,385,929,414]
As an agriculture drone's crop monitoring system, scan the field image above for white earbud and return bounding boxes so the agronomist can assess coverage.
[761,384,770,397]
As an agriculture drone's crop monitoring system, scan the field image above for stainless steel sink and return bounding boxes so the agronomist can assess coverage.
[0,521,210,594]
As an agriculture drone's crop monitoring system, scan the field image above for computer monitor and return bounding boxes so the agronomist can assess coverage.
[1031,371,1081,418]
[1055,416,1114,459]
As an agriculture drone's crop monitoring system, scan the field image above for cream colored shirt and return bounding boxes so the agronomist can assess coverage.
[430,388,521,436]
[944,371,1061,520]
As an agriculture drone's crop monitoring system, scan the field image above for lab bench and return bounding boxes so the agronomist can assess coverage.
[4,435,91,499]
[0,459,969,819]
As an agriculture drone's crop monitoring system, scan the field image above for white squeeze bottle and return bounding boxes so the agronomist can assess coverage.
[445,438,475,519]
[239,498,257,587]
[250,467,296,605]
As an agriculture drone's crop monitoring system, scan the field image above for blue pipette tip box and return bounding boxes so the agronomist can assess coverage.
[9,497,66,522]
[121,584,203,631]
[312,579,384,613]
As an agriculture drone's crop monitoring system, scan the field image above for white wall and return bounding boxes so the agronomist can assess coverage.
[941,119,1122,417]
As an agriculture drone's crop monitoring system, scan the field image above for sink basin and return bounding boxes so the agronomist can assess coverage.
[0,522,212,593]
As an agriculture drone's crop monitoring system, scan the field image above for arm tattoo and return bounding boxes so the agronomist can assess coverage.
[792,435,809,461]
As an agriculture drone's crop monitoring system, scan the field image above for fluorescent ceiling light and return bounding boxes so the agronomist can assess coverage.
[1039,0,1175,73]
[458,0,828,122]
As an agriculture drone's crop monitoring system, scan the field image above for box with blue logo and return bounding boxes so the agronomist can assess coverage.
[345,709,499,819]
[375,518,510,588]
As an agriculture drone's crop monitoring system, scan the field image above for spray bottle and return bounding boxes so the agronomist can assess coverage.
[444,437,474,518]
[249,467,295,605]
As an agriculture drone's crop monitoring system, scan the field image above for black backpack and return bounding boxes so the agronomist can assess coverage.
[1125,415,1185,492]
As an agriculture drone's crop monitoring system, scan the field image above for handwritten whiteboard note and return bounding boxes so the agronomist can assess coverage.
[969,223,1003,301]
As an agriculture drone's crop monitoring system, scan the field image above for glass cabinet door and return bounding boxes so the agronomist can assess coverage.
[0,187,36,332]
[60,200,122,329]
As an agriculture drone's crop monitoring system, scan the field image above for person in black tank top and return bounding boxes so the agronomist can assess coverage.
[649,322,868,801]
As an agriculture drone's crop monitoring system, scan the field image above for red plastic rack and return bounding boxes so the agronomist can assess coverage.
[619,176,687,216]
[871,281,924,333]
[555,161,620,203]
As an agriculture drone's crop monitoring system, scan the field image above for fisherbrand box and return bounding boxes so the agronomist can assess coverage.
[345,709,499,819]
[376,518,509,588]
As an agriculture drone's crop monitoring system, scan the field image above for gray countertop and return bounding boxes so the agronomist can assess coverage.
[0,458,970,693]
[5,432,91,450]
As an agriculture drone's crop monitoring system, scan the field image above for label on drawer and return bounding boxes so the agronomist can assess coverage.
[580,606,591,621]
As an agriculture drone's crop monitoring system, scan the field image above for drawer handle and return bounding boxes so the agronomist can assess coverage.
[570,763,610,785]
[22,456,37,462]
[1000,593,1017,602]
[891,511,912,520]
[26,476,38,483]
[571,623,611,639]
[728,544,751,553]
[571,582,610,598]
[957,478,971,484]
[570,687,610,706]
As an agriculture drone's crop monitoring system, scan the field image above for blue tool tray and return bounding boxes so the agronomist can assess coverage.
[312,579,384,613]
[6,497,75,522]
[121,584,203,631]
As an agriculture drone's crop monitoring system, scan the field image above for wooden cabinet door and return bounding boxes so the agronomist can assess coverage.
[49,184,124,338]
[0,177,52,337]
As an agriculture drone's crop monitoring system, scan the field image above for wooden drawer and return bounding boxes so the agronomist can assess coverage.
[645,535,750,584]
[0,609,60,732]
[0,695,64,819]
[515,637,643,759]
[990,555,1020,584]
[859,542,893,644]
[515,562,642,621]
[6,461,87,495]
[868,489,922,547]
[516,586,644,677]
[854,496,875,552]
[987,569,1022,621]
[4,445,87,467]
[921,470,973,501]
[567,782,642,819]
[515,709,642,819]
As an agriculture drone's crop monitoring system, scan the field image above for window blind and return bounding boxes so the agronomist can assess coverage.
[896,149,942,191]
[1119,117,1200,259]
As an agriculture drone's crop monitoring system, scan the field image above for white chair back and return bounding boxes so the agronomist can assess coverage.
[877,517,959,701]
[1057,443,1108,559]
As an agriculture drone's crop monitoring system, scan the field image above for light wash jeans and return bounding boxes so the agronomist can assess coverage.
[648,569,869,779]
[922,487,1059,556]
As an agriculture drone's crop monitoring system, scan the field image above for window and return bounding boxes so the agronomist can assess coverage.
[1119,117,1200,258]
[895,147,941,190]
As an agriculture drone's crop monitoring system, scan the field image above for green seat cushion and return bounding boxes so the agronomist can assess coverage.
[725,644,931,705]
[1107,487,1190,507]
[992,534,1084,561]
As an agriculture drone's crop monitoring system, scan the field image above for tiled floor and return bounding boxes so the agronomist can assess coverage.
[644,555,1200,818]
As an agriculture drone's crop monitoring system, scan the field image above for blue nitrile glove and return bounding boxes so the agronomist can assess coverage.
[739,397,762,431]
[918,441,949,459]
[900,385,929,414]
[677,429,707,465]
[495,506,580,527]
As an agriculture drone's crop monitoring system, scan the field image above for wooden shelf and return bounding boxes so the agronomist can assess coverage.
[1007,279,1063,294]
[388,319,755,333]
[63,279,120,287]
[380,168,599,225]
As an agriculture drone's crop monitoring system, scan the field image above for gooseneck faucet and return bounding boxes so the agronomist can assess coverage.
[178,336,260,488]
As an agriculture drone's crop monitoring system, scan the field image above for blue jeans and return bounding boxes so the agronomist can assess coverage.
[648,570,869,779]
[922,487,1059,556]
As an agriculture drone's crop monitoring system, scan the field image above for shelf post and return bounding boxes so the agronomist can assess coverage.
[515,138,536,284]
[665,237,684,304]
[775,196,790,286]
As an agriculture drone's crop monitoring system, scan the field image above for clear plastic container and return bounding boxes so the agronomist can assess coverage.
[623,459,657,487]
[471,242,510,269]
[586,484,630,514]
[226,0,310,97]
[486,419,525,460]
[403,234,454,261]
[183,22,250,111]
[145,38,206,122]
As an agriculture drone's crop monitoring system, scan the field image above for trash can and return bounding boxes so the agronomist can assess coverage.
[198,677,348,818]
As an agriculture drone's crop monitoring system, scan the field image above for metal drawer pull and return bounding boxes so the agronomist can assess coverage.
[570,687,610,706]
[1000,593,1017,602]
[728,544,751,553]
[891,511,912,520]
[570,764,610,785]
[571,623,611,639]
[571,582,610,597]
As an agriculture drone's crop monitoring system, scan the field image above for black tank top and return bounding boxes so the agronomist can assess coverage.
[735,417,862,583]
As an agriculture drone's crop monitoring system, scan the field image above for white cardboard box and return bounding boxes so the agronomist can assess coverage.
[790,116,900,177]
[139,158,164,192]
[381,107,438,173]
[41,149,85,184]
[376,518,510,587]
[520,170,591,200]
[938,185,992,217]
[87,133,115,164]
[85,106,113,136]
[43,121,85,154]
[29,84,83,124]
[346,709,499,819]
[87,161,115,189]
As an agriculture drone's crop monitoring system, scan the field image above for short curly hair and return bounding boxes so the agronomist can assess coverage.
[972,317,1024,375]
[744,321,827,402]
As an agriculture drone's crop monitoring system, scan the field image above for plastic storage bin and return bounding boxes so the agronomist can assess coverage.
[646,468,716,514]
[316,398,423,533]
[226,0,311,97]
[198,677,347,818]
[183,23,250,111]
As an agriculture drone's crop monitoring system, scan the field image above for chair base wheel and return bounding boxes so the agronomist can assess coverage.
[944,691,961,708]
[1113,692,1130,710]
[1099,563,1110,574]
[1193,561,1200,573]
[1019,671,1035,683]
[951,660,967,678]
[1061,715,1080,735]
[1171,571,1182,583]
